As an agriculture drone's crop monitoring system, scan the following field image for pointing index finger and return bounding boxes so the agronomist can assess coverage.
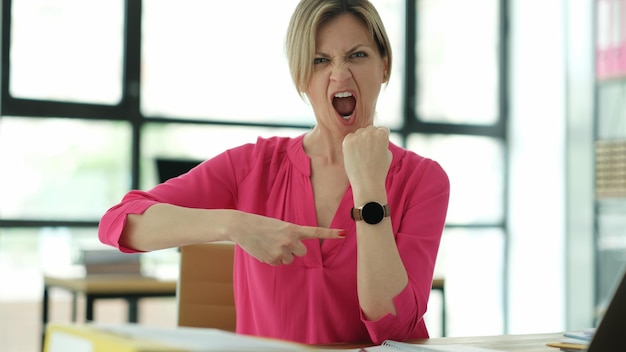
[300,226,347,240]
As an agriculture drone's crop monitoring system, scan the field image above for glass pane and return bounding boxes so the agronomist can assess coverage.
[373,0,405,129]
[416,0,499,124]
[9,0,124,104]
[141,0,403,128]
[0,227,99,299]
[435,228,505,335]
[407,134,504,224]
[0,117,130,220]
[140,123,306,189]
[596,80,626,140]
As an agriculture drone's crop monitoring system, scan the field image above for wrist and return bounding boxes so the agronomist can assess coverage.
[214,209,243,242]
[351,186,387,206]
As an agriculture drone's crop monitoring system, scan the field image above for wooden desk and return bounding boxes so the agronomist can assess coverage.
[318,332,564,351]
[42,274,176,345]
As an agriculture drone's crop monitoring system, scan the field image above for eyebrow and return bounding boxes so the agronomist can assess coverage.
[314,44,370,57]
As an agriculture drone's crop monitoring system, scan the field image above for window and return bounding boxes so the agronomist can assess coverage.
[1,0,508,345]
[416,0,500,124]
[410,0,507,335]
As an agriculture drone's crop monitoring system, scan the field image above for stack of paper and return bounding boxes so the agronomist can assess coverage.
[546,329,594,351]
[44,323,313,352]
[80,249,142,275]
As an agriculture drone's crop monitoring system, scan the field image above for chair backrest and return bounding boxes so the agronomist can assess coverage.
[177,242,236,331]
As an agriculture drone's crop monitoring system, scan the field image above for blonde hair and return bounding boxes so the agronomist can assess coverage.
[285,0,392,97]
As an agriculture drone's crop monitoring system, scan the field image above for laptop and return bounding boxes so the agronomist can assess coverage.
[586,267,626,351]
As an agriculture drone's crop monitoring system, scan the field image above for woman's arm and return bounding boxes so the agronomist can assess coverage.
[343,126,449,323]
[343,126,407,320]
[102,199,346,265]
[119,204,236,251]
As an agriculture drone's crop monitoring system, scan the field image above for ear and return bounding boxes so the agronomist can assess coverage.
[382,57,390,83]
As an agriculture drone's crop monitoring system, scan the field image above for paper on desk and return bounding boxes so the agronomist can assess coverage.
[345,341,503,352]
[92,323,311,351]
[563,328,595,341]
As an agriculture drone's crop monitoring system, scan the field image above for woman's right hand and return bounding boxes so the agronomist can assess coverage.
[230,212,345,265]
[120,205,344,265]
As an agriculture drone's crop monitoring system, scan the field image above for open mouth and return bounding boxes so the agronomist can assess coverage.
[332,92,356,119]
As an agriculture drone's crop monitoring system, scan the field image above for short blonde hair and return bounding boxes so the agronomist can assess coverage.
[286,0,392,97]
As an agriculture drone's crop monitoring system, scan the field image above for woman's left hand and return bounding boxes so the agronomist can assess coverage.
[342,126,392,192]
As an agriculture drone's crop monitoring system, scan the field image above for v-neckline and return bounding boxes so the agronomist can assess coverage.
[300,185,354,268]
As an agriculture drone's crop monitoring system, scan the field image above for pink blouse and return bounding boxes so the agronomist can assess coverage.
[98,134,450,345]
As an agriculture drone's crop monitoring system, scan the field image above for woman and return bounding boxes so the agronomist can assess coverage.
[98,0,449,345]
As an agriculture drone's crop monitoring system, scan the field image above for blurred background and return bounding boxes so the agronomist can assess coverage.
[1,0,625,351]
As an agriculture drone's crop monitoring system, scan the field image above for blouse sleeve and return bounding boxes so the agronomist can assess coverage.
[97,144,255,253]
[362,156,450,344]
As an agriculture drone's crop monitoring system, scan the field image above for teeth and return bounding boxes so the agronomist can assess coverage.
[342,114,352,120]
[334,92,353,98]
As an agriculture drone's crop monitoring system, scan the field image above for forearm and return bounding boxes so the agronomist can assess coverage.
[354,186,409,320]
[120,203,237,251]
[356,220,409,320]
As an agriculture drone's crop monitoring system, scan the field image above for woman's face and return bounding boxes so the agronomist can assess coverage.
[305,13,388,135]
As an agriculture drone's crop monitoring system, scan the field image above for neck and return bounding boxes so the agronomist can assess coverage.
[303,127,345,164]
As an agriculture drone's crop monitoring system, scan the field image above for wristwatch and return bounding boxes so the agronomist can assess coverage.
[351,202,390,225]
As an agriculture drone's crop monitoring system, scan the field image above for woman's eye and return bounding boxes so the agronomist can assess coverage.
[313,57,328,65]
[351,51,367,58]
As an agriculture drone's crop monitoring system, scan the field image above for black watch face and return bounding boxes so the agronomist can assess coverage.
[362,202,384,224]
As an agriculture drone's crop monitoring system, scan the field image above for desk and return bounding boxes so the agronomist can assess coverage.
[42,275,176,345]
[411,332,563,351]
[319,332,564,351]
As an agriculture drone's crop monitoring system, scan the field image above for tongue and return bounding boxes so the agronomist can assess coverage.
[333,96,356,116]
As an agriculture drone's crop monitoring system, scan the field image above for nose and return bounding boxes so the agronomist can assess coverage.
[330,60,352,82]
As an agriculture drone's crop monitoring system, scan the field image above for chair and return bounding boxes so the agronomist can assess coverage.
[177,242,236,331]
[177,242,445,334]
